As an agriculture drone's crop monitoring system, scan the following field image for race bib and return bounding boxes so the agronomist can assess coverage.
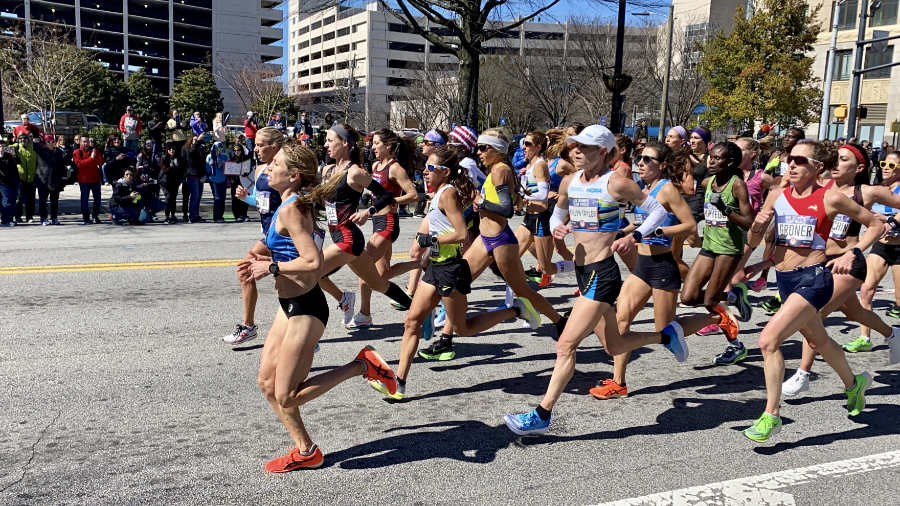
[325,201,338,225]
[429,239,441,259]
[704,202,728,227]
[569,198,599,229]
[829,214,851,240]
[257,191,270,214]
[776,215,817,248]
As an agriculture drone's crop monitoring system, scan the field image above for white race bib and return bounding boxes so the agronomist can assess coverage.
[704,202,728,227]
[776,215,817,248]
[829,214,851,240]
[325,201,338,225]
[569,198,599,229]
[257,191,270,214]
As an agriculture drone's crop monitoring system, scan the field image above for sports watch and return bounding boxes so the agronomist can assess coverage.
[268,262,280,277]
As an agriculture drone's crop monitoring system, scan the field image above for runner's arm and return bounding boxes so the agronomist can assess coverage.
[658,183,696,237]
[726,178,755,229]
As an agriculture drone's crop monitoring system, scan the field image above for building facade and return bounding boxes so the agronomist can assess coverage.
[0,0,284,118]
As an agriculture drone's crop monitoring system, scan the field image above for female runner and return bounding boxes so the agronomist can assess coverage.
[241,142,398,472]
[514,131,557,283]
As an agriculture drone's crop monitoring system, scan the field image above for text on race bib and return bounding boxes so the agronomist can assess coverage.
[829,214,851,240]
[569,198,599,228]
[776,215,817,248]
[257,191,270,214]
[704,202,728,227]
[325,201,338,225]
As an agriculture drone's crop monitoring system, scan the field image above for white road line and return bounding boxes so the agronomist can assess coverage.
[598,450,900,505]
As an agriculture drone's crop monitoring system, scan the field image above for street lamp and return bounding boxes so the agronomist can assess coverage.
[634,9,674,142]
[606,0,631,133]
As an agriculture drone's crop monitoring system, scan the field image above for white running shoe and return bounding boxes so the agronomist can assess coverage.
[339,292,356,326]
[346,312,373,329]
[223,324,258,345]
[889,327,900,364]
[782,369,810,397]
[513,297,541,330]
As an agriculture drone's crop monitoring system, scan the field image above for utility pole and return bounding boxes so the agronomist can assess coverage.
[819,0,844,140]
[608,0,629,134]
[658,5,674,142]
[847,0,869,139]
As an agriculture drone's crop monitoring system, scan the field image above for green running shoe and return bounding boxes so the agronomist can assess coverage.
[743,413,782,442]
[418,339,455,361]
[843,336,873,353]
[845,372,872,416]
[888,304,900,318]
[369,379,405,400]
[761,294,781,313]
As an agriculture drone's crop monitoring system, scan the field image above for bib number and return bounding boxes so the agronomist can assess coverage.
[569,198,599,229]
[776,215,817,248]
[829,214,851,240]
[704,202,727,227]
[325,201,338,225]
[257,191,270,214]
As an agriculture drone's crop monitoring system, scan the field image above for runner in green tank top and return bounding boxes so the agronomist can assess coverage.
[702,173,746,255]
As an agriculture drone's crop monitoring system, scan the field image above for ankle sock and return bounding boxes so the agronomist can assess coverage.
[535,405,551,421]
[385,282,411,309]
[300,444,318,456]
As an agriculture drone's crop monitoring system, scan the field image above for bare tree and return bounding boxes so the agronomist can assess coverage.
[495,39,578,127]
[478,56,537,132]
[391,63,460,130]
[324,55,365,127]
[213,57,294,122]
[0,23,94,135]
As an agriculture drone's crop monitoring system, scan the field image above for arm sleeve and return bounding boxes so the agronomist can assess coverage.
[367,179,396,212]
[549,203,569,231]
[634,195,668,237]
[524,181,549,201]
[480,184,514,218]
[243,184,257,206]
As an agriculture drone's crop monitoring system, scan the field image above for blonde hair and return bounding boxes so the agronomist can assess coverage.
[278,142,324,216]
[256,126,286,146]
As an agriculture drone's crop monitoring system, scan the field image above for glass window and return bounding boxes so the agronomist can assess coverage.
[871,0,898,26]
[337,27,350,37]
[389,41,425,52]
[833,49,852,80]
[836,0,858,30]
[864,46,894,78]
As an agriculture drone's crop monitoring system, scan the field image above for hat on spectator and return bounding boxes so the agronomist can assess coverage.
[566,124,616,150]
[449,125,478,152]
[126,105,133,111]
[247,111,254,117]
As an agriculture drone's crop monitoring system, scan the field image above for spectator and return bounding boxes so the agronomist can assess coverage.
[511,137,527,171]
[134,170,166,222]
[14,133,37,223]
[103,134,132,183]
[229,143,250,222]
[243,111,258,152]
[108,169,143,224]
[119,105,143,153]
[321,112,334,129]
[160,142,186,224]
[72,135,103,225]
[135,140,160,180]
[13,113,42,139]
[294,111,313,138]
[634,119,647,143]
[0,138,19,226]
[147,113,164,158]
[55,135,74,184]
[35,137,67,225]
[182,135,206,223]
[190,112,207,137]
[206,141,229,223]
[213,112,227,143]
[167,109,186,143]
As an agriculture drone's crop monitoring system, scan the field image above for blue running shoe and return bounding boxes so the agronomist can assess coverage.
[727,282,752,322]
[423,309,435,341]
[662,321,688,362]
[434,303,446,328]
[504,408,550,435]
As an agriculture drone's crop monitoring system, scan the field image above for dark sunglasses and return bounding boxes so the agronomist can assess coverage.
[787,155,821,166]
[522,140,534,148]
[635,154,660,165]
[880,160,899,170]
[476,144,492,152]
[425,163,448,172]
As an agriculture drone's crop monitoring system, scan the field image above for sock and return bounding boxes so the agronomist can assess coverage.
[440,333,454,345]
[396,379,406,394]
[555,260,575,274]
[554,316,568,336]
[535,404,551,421]
[300,444,318,456]
[504,286,515,308]
[731,338,742,346]
[385,282,412,309]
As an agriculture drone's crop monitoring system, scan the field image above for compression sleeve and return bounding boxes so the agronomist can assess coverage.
[242,183,257,207]
[549,203,569,231]
[634,195,668,237]
[524,181,549,202]
[367,179,396,212]
[479,184,514,218]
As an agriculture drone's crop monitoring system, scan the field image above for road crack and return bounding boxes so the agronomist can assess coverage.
[0,410,61,494]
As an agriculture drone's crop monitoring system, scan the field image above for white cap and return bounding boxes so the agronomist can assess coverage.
[246,111,253,117]
[566,124,616,151]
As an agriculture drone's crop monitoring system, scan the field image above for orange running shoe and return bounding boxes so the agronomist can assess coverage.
[538,274,552,288]
[356,345,397,395]
[590,379,628,400]
[713,304,740,341]
[574,288,581,296]
[264,445,324,473]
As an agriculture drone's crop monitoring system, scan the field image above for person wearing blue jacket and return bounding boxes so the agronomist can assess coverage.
[206,141,229,223]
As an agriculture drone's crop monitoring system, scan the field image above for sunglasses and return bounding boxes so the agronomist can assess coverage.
[422,140,435,146]
[787,155,821,166]
[635,154,660,165]
[522,140,534,148]
[881,160,899,170]
[425,163,448,172]
[476,145,492,152]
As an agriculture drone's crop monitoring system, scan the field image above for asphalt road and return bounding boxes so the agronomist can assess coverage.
[2,189,899,505]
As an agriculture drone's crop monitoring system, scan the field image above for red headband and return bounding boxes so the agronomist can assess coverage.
[840,144,865,166]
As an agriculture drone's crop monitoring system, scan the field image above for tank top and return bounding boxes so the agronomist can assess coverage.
[480,169,520,208]
[255,167,282,235]
[702,175,745,254]
[872,183,900,238]
[548,157,564,192]
[773,185,832,249]
[633,179,679,247]
[567,170,622,233]
[427,184,463,262]
[825,180,864,240]
[266,195,305,262]
[325,171,362,227]
[523,158,547,207]
[745,168,764,213]
[372,160,403,198]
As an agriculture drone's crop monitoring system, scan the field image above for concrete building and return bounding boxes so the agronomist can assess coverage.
[672,0,743,68]
[0,0,284,117]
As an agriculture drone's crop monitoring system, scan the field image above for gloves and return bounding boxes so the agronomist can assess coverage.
[416,232,437,249]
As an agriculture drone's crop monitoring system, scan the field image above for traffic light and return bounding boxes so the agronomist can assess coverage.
[834,105,848,120]
[858,106,868,119]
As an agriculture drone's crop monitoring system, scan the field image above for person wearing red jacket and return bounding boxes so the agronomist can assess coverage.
[72,135,104,224]
[12,113,43,139]
[243,111,258,152]
[119,106,143,154]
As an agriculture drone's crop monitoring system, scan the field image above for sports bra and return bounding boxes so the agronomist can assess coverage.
[548,157,564,193]
[567,170,622,233]
[427,184,463,262]
[325,170,362,227]
[372,160,403,198]
[825,180,864,240]
[633,179,679,246]
[773,185,832,250]
[265,195,308,262]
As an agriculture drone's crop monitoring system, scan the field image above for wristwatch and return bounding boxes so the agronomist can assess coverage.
[631,230,643,243]
[268,262,280,277]
[368,206,377,216]
[653,227,665,237]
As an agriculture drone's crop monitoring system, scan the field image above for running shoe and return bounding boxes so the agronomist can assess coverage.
[264,445,324,473]
[513,297,541,330]
[888,304,900,319]
[339,292,355,327]
[589,379,628,400]
[696,324,719,336]
[662,321,688,362]
[418,339,455,361]
[434,303,447,328]
[889,327,900,364]
[573,288,581,296]
[356,345,397,395]
[422,308,435,341]
[782,369,810,397]
[714,342,748,365]
[843,336,873,353]
[761,294,781,313]
[713,304,740,341]
[845,372,872,416]
[223,324,258,345]
[345,312,373,329]
[504,408,550,435]
[524,267,542,280]
[727,282,752,322]
[743,413,782,443]
[749,278,767,292]
[538,274,552,288]
[389,292,412,310]
[369,379,405,400]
